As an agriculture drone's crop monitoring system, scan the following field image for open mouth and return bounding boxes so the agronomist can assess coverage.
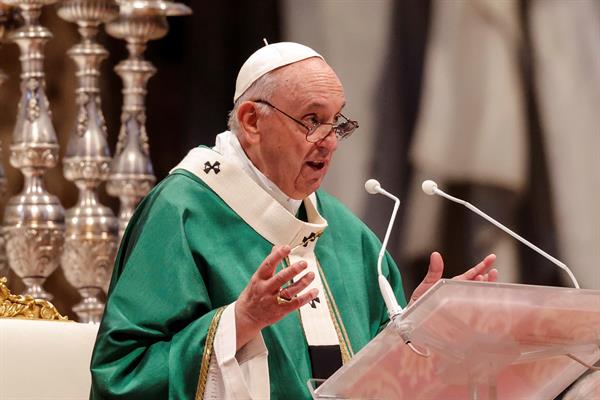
[306,161,326,170]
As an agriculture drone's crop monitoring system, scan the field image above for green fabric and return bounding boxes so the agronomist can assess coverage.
[90,169,406,399]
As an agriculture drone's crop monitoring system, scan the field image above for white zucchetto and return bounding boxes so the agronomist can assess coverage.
[233,42,323,102]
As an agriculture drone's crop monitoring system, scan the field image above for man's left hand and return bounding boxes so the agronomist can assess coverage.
[409,252,497,306]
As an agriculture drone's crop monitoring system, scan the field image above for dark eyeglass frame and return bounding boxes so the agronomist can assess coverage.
[254,99,359,143]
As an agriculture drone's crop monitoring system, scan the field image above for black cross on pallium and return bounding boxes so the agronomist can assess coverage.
[301,231,322,247]
[309,296,320,309]
[204,161,221,174]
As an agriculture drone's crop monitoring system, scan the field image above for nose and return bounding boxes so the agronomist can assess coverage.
[316,129,338,151]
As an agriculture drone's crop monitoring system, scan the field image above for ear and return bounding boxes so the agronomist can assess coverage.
[237,101,261,145]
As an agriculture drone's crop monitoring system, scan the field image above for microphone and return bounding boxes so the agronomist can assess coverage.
[364,179,403,320]
[364,179,381,194]
[421,179,580,288]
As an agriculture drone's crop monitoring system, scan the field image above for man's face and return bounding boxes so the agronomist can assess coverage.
[251,58,346,199]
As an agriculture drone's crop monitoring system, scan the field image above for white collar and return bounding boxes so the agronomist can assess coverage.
[213,131,303,215]
[171,146,327,246]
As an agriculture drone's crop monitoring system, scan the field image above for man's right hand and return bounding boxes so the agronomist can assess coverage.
[235,245,318,350]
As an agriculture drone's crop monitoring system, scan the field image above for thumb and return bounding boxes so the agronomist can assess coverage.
[410,252,445,303]
[425,251,444,281]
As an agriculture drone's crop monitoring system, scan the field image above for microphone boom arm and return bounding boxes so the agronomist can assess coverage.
[365,179,404,320]
[432,186,580,289]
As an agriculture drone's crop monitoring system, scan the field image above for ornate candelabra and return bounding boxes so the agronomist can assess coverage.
[0,4,11,280]
[57,0,119,323]
[0,3,7,86]
[1,0,64,301]
[106,0,190,236]
[0,3,8,86]
[0,137,7,281]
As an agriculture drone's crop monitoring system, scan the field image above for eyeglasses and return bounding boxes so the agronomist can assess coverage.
[254,99,359,143]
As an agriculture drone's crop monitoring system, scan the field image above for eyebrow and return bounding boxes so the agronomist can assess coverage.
[303,101,347,115]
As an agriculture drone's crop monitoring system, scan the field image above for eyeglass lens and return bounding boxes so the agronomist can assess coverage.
[306,117,358,143]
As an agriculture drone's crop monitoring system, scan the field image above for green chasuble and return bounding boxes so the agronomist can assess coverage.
[90,166,406,399]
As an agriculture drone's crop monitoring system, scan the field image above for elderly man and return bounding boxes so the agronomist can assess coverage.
[90,42,496,399]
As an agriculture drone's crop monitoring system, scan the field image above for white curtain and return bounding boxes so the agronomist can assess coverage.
[531,0,600,289]
[404,0,526,283]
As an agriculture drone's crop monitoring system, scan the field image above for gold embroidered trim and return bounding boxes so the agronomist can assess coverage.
[195,306,225,400]
[316,261,354,363]
[0,277,68,321]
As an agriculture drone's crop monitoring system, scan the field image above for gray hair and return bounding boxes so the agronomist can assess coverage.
[227,70,279,135]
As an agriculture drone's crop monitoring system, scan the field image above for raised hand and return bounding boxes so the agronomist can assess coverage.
[409,252,497,306]
[235,245,318,350]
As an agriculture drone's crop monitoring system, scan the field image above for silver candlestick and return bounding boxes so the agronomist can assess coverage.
[106,0,190,236]
[0,137,7,281]
[0,5,6,87]
[57,0,119,323]
[1,0,64,301]
[0,3,7,86]
[0,4,11,280]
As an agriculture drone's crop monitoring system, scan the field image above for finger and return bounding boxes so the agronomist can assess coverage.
[281,288,319,312]
[279,271,315,299]
[423,252,444,283]
[455,254,496,281]
[410,252,444,303]
[256,245,291,280]
[266,260,307,292]
[487,268,498,282]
